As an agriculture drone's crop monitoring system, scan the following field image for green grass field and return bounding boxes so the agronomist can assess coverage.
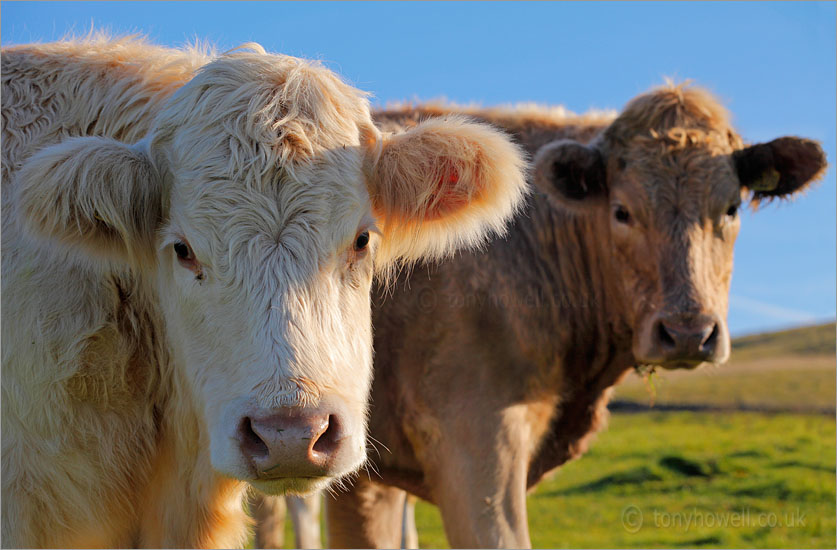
[413,412,835,548]
[276,322,836,548]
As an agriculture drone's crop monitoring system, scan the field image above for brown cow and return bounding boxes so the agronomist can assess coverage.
[323,84,827,548]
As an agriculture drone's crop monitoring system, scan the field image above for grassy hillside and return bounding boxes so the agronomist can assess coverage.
[730,322,835,361]
[414,412,835,549]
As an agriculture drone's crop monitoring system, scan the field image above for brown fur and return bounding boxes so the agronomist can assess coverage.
[325,83,826,548]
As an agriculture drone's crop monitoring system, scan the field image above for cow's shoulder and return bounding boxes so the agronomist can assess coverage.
[375,102,615,154]
[3,242,161,409]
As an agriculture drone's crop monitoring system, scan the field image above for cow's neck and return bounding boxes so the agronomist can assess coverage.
[495,194,633,381]
[494,195,636,485]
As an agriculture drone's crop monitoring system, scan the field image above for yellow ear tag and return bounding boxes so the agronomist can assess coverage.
[749,166,781,192]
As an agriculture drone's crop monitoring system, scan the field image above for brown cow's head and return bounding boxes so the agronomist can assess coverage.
[534,83,826,369]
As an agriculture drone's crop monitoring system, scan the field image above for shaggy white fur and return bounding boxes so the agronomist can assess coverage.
[1,36,527,547]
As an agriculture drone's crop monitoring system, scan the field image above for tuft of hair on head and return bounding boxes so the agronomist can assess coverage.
[367,115,529,277]
[604,79,739,149]
[148,46,375,195]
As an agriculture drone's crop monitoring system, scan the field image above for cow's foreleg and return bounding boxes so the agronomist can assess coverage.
[325,476,407,548]
[426,407,533,549]
[287,493,322,548]
[401,495,418,549]
[250,492,286,549]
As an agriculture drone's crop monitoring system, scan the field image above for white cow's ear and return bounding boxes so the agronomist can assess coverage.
[367,115,528,268]
[15,136,163,266]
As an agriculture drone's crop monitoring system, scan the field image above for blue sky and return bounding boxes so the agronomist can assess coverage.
[3,1,835,336]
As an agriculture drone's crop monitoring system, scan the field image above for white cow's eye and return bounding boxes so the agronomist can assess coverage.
[354,231,370,252]
[174,241,192,260]
[173,240,203,280]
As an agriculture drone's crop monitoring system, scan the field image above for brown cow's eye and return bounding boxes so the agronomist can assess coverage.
[726,204,739,218]
[354,231,370,251]
[174,241,192,260]
[614,205,631,224]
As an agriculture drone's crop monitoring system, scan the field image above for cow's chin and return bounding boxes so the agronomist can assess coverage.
[249,476,333,497]
[658,359,706,371]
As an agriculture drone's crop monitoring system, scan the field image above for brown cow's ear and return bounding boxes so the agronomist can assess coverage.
[734,137,827,201]
[533,140,606,210]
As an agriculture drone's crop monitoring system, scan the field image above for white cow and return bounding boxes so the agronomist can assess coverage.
[1,36,527,548]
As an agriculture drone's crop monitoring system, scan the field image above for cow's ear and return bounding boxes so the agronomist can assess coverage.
[15,136,163,265]
[532,139,606,211]
[734,137,827,201]
[367,116,528,266]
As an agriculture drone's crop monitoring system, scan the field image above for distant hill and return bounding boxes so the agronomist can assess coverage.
[612,321,836,414]
[731,321,836,361]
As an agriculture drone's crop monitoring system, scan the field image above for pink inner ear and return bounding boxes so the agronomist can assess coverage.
[443,165,459,186]
[425,164,474,220]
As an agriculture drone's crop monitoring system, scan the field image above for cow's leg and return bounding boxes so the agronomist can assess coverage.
[326,476,406,548]
[287,493,322,548]
[425,407,533,549]
[250,493,287,549]
[401,494,419,549]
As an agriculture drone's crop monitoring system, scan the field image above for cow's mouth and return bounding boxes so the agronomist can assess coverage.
[634,358,707,373]
[659,358,706,370]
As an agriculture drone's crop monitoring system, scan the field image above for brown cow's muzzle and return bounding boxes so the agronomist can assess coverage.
[636,312,730,369]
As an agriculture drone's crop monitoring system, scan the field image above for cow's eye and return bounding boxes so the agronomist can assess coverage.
[173,240,204,280]
[174,241,193,261]
[354,231,370,252]
[726,204,739,218]
[613,205,632,225]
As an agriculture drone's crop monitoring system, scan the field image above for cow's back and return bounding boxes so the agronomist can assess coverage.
[0,38,202,547]
[1,37,205,197]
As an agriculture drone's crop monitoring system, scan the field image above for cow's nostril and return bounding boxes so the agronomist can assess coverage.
[239,416,269,460]
[701,323,719,353]
[241,410,346,479]
[657,321,676,349]
[312,414,339,457]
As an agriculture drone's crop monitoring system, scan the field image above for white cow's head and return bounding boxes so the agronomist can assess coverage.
[15,47,527,494]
